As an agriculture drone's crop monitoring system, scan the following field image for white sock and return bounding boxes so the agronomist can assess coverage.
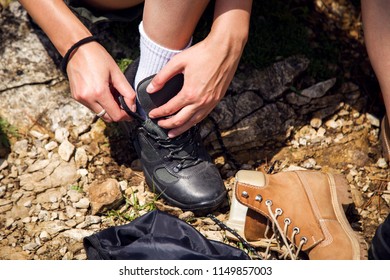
[134,21,192,89]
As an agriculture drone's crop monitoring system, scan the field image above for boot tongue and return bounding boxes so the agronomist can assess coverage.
[136,73,184,139]
[136,73,184,118]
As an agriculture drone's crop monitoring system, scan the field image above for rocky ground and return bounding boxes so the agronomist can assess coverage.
[1,1,389,260]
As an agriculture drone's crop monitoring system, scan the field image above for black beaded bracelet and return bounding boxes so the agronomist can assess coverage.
[60,35,99,75]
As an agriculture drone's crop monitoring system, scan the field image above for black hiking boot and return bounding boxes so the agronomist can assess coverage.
[118,60,226,214]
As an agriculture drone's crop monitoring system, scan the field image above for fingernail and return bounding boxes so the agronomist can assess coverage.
[146,83,154,93]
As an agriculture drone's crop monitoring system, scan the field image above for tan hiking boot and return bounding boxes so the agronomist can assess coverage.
[226,169,367,260]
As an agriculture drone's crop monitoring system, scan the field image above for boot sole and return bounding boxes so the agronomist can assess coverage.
[328,174,368,260]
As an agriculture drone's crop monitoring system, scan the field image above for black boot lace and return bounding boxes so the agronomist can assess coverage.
[147,127,202,172]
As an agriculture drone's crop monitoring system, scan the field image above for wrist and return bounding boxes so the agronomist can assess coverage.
[60,36,100,75]
[209,26,248,55]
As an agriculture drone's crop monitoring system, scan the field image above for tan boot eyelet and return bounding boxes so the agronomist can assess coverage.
[293,227,300,234]
[241,191,249,198]
[265,199,273,206]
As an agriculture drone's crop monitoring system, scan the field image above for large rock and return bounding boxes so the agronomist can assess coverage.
[0,2,94,135]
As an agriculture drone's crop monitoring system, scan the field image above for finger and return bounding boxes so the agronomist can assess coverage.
[111,70,137,112]
[167,109,208,138]
[90,103,112,122]
[156,103,195,129]
[146,56,184,94]
[97,87,132,122]
[148,90,190,119]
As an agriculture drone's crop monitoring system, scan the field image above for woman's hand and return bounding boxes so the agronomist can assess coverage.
[66,42,137,122]
[146,0,252,138]
[146,35,243,138]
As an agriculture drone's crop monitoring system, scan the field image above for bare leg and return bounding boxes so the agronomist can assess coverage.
[362,0,390,122]
[81,0,209,48]
[143,0,210,49]
[80,0,144,10]
[133,1,210,89]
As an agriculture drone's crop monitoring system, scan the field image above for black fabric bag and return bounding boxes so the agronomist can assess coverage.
[83,210,250,260]
[369,213,390,260]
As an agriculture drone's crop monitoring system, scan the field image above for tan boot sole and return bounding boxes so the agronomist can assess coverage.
[327,173,368,260]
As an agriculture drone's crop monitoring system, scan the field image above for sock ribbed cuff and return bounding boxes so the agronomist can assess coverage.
[134,21,192,89]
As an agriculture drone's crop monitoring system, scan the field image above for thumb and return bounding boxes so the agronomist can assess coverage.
[112,70,137,112]
[147,58,184,94]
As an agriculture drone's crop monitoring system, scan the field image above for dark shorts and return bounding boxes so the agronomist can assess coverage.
[64,0,143,24]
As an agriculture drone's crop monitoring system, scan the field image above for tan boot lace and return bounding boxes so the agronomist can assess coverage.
[263,199,308,260]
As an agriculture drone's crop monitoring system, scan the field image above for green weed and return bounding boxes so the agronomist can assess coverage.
[70,185,84,193]
[0,117,18,151]
[117,58,133,73]
[105,190,158,223]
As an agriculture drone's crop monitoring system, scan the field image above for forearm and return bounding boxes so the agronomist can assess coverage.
[211,0,252,55]
[18,0,92,56]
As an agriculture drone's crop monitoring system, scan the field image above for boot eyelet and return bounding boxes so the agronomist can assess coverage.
[241,191,249,198]
[275,208,283,216]
[284,218,291,225]
[293,227,300,234]
[255,195,262,202]
[301,236,308,244]
[265,200,273,206]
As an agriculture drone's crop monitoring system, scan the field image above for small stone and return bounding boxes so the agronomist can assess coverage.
[5,218,14,228]
[73,197,90,209]
[29,130,45,139]
[26,159,50,173]
[75,147,88,168]
[44,141,58,151]
[301,158,317,169]
[310,118,322,129]
[65,220,77,228]
[119,180,128,191]
[0,186,6,198]
[55,128,70,143]
[77,169,88,177]
[61,229,95,242]
[179,211,195,221]
[23,200,32,208]
[39,231,51,242]
[0,159,8,171]
[23,242,40,251]
[13,139,29,156]
[377,158,388,169]
[366,113,380,127]
[59,246,68,256]
[325,119,339,129]
[58,139,75,162]
[62,252,74,260]
[86,179,123,215]
[22,217,31,223]
[67,189,83,203]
